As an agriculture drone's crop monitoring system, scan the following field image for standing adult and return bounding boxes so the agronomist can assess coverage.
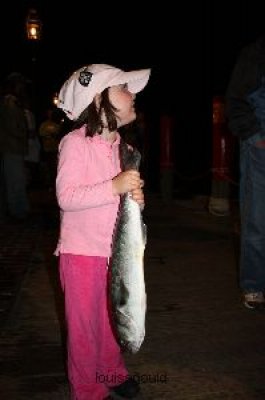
[39,107,61,189]
[0,72,30,221]
[226,35,265,309]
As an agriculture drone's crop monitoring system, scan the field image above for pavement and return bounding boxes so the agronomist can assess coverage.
[1,189,265,399]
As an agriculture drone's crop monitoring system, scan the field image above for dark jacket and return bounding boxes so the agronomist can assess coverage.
[0,94,28,155]
[225,35,265,140]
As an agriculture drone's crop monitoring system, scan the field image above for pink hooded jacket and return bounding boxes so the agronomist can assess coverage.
[54,127,121,257]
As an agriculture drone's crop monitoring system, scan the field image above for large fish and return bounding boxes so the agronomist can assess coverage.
[109,140,147,354]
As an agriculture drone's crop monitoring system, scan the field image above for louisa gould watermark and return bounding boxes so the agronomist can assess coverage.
[96,372,167,385]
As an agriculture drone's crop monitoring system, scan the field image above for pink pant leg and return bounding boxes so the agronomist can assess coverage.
[59,254,128,400]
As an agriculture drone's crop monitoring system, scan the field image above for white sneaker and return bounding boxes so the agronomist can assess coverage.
[243,292,265,310]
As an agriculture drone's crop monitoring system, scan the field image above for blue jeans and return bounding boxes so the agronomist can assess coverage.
[240,134,265,292]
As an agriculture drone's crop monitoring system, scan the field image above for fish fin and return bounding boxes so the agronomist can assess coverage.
[115,309,145,354]
[119,280,130,306]
[142,223,147,246]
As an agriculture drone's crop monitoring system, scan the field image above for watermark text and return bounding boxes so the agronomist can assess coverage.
[96,372,167,385]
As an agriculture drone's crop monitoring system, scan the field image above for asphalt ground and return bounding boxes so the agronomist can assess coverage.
[1,190,265,399]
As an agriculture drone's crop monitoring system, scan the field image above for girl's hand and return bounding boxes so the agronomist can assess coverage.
[131,187,145,207]
[112,170,141,195]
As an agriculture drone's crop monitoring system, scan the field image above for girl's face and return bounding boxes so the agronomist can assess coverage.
[108,84,136,127]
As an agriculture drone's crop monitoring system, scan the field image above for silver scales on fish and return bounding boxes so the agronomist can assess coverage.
[109,140,147,354]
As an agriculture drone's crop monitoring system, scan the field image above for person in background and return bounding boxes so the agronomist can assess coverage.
[55,64,150,400]
[39,107,61,190]
[24,104,41,189]
[0,72,30,221]
[225,34,265,310]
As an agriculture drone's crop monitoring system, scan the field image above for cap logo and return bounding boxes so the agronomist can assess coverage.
[78,69,93,87]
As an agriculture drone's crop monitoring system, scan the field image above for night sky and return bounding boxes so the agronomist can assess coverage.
[1,1,204,113]
[2,1,265,193]
[213,2,265,94]
[3,2,265,109]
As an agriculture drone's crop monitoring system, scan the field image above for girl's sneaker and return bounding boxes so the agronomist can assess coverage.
[112,378,140,398]
[243,292,265,310]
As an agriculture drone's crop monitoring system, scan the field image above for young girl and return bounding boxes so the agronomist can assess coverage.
[55,64,151,400]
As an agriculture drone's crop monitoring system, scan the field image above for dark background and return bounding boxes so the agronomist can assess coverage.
[2,1,265,194]
[213,1,265,95]
[1,1,204,113]
[0,1,200,193]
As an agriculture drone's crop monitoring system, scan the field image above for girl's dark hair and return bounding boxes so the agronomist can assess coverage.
[72,88,118,136]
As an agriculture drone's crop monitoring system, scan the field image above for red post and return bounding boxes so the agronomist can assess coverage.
[209,96,235,216]
[160,114,174,203]
[212,96,233,181]
[160,115,174,169]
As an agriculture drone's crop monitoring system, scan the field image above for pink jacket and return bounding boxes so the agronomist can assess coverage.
[54,127,121,257]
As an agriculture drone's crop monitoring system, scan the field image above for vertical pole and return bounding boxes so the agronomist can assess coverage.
[208,96,233,216]
[160,114,174,203]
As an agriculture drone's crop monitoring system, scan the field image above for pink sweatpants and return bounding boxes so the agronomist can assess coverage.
[59,254,128,400]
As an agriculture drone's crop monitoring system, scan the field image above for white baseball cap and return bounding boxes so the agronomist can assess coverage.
[57,64,151,120]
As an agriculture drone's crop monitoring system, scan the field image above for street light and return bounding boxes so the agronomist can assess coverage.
[26,8,42,41]
[26,8,42,64]
[52,92,59,106]
[25,8,42,117]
